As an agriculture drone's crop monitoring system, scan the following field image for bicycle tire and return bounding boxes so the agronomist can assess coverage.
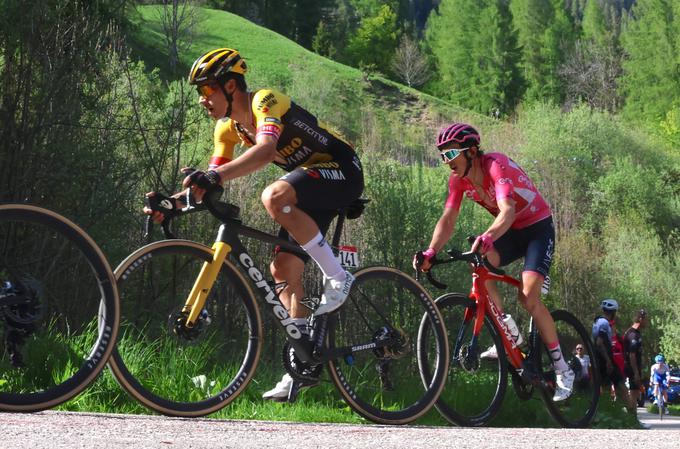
[108,239,262,417]
[658,391,664,420]
[533,309,600,428]
[0,204,119,412]
[419,292,508,426]
[326,266,449,424]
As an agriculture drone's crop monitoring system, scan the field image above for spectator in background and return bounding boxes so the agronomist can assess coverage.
[623,309,648,414]
[574,343,591,387]
[592,299,634,412]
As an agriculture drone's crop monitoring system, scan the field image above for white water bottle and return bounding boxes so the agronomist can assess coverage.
[503,314,523,346]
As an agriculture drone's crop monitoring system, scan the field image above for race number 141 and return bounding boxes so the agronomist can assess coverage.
[337,245,359,268]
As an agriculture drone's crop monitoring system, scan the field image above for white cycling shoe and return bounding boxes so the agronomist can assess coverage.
[314,271,354,316]
[262,374,295,401]
[480,345,499,360]
[553,368,575,401]
[262,373,319,402]
[480,334,523,360]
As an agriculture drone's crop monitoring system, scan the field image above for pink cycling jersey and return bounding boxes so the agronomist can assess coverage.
[445,152,551,229]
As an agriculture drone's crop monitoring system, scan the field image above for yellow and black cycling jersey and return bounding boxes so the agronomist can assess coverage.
[209,89,354,172]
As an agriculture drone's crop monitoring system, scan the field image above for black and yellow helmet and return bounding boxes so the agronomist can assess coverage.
[188,48,247,85]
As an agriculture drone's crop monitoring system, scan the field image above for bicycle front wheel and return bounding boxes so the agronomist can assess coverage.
[419,293,508,426]
[0,204,119,412]
[326,266,449,425]
[108,239,262,417]
[534,309,600,428]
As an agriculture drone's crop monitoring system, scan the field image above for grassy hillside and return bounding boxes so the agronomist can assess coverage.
[127,5,495,158]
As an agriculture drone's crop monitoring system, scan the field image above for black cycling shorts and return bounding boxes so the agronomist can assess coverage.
[275,152,364,262]
[493,216,555,279]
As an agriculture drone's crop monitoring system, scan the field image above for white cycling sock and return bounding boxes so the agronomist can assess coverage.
[548,342,570,372]
[301,232,345,280]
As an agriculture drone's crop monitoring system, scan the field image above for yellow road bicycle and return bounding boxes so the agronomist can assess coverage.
[0,204,119,412]
[108,186,449,424]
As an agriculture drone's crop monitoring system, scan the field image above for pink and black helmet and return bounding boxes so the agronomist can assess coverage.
[436,123,480,149]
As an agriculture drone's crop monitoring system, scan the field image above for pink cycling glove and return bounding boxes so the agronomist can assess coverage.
[413,248,436,270]
[422,248,436,261]
[473,233,494,254]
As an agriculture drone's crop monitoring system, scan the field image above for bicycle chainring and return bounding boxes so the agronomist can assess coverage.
[1,278,46,327]
[510,366,534,400]
[282,341,323,383]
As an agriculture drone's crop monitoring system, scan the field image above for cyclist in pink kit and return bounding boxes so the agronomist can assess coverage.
[414,123,575,401]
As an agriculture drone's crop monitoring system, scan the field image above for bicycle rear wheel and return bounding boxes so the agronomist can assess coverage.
[419,293,508,426]
[326,266,449,424]
[108,239,262,417]
[0,204,119,411]
[534,309,600,428]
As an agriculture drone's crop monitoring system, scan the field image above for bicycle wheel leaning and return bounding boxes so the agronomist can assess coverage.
[418,292,508,426]
[0,204,119,412]
[108,239,263,417]
[533,309,600,428]
[326,266,449,425]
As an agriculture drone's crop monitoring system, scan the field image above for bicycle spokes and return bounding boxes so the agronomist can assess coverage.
[328,267,449,424]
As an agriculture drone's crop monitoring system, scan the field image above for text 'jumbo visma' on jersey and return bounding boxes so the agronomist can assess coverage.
[209,89,354,172]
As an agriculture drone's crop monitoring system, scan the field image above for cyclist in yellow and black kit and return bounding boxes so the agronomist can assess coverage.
[144,48,363,401]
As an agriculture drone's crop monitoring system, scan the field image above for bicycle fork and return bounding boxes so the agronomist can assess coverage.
[181,242,232,328]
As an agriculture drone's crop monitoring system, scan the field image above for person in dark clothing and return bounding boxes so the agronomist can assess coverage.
[623,309,648,413]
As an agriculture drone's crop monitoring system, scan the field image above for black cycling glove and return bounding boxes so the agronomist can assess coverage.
[184,169,222,191]
[145,193,180,219]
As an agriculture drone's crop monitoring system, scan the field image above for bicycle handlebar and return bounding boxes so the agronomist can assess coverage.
[144,173,240,240]
[416,236,506,290]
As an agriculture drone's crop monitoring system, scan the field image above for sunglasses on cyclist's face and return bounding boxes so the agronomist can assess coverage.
[196,83,219,98]
[576,347,584,351]
[439,147,470,164]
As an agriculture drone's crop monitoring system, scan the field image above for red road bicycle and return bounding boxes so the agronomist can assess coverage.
[417,242,600,427]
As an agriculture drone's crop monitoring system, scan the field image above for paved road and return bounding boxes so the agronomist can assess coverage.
[637,405,680,429]
[2,410,680,449]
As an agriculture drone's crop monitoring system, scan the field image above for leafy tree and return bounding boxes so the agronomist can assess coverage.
[312,20,336,58]
[345,3,399,71]
[426,0,523,115]
[350,0,399,17]
[619,0,680,122]
[0,0,131,205]
[312,0,355,60]
[582,0,611,47]
[510,0,574,104]
[660,104,680,147]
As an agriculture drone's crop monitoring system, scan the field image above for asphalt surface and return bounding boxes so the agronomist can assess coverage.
[637,405,680,429]
[1,409,680,449]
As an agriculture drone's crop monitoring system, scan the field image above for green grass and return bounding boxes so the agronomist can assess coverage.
[0,319,100,394]
[33,331,636,428]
